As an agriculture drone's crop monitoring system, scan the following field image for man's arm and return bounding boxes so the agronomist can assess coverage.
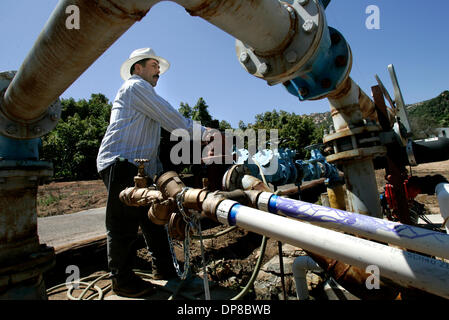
[131,80,199,135]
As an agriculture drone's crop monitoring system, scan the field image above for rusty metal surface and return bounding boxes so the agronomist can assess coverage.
[358,86,379,123]
[182,0,291,54]
[325,76,352,100]
[306,251,401,300]
[0,71,62,140]
[327,78,378,131]
[3,0,153,123]
[241,175,272,192]
[0,161,55,299]
[325,146,386,163]
[342,159,382,217]
[323,125,382,143]
[327,184,346,210]
[0,162,53,262]
[156,171,186,199]
[371,85,411,224]
[148,199,177,225]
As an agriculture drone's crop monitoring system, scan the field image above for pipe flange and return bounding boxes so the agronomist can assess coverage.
[235,0,326,85]
[0,71,61,139]
[325,146,387,164]
[323,124,386,163]
[323,125,382,144]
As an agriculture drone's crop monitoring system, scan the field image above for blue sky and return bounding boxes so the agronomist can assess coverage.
[1,1,448,128]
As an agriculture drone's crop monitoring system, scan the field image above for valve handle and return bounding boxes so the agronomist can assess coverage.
[134,158,149,177]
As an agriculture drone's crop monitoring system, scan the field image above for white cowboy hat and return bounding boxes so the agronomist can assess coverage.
[120,48,170,81]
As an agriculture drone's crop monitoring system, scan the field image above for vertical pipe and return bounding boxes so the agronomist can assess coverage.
[216,200,449,299]
[343,159,381,217]
[326,78,382,217]
[292,255,322,300]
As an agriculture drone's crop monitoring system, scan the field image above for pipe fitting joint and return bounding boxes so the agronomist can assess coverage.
[0,71,62,139]
[236,0,328,87]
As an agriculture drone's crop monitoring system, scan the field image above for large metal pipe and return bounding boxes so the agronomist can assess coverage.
[2,0,293,125]
[256,193,449,260]
[215,200,449,299]
[178,0,292,54]
[2,0,155,123]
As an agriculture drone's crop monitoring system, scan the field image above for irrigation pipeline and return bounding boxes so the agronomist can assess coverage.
[47,167,272,301]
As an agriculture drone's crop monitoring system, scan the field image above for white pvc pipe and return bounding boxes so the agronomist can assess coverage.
[259,193,449,260]
[292,255,322,300]
[436,183,449,234]
[216,200,449,299]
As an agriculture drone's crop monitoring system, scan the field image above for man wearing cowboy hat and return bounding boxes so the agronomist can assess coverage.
[97,48,206,297]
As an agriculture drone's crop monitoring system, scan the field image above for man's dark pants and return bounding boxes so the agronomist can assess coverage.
[100,159,176,284]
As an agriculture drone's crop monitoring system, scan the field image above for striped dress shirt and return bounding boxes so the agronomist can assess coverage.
[96,74,202,177]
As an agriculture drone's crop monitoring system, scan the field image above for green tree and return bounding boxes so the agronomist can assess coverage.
[219,120,232,131]
[408,90,449,138]
[238,120,247,131]
[179,97,229,130]
[41,93,112,181]
[251,110,322,159]
[192,97,213,127]
[178,102,192,118]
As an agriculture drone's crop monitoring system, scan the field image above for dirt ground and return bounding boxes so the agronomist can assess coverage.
[37,180,108,217]
[39,160,449,300]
